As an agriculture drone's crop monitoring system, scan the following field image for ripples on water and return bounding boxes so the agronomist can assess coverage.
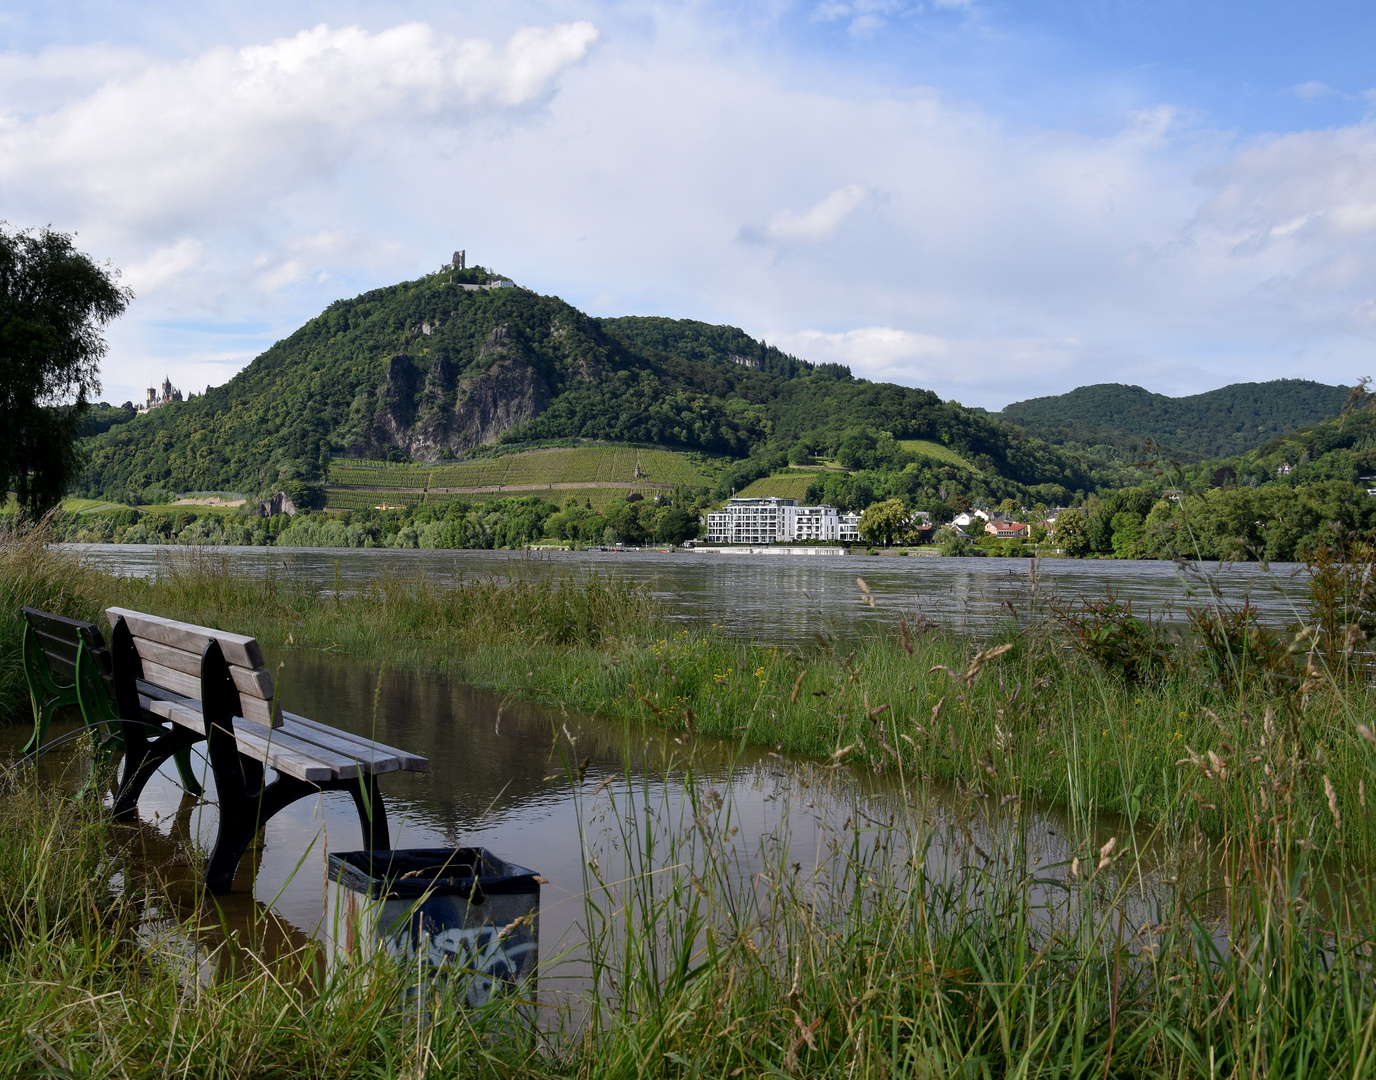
[4,646,1229,1004]
[18,544,1292,996]
[64,543,1313,642]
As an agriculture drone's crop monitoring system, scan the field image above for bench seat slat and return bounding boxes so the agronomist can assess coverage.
[143,697,203,731]
[137,680,197,710]
[281,711,429,773]
[145,699,362,781]
[107,608,265,669]
[230,721,341,782]
[276,718,403,775]
[138,683,409,778]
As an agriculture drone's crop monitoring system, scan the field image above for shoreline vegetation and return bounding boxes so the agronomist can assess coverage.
[4,522,1376,1074]
[22,468,1375,564]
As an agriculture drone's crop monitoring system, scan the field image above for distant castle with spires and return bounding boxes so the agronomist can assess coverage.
[141,376,182,412]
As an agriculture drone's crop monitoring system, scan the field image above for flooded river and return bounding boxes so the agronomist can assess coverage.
[6,545,1279,999]
[64,543,1312,641]
[4,648,1209,1001]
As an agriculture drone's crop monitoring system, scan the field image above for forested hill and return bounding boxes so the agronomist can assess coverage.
[1180,405,1376,490]
[998,380,1349,463]
[78,268,1098,503]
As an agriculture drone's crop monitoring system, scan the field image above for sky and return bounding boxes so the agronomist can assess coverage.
[2,1,1375,411]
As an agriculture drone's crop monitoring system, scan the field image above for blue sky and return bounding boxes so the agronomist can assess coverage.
[2,0,1373,409]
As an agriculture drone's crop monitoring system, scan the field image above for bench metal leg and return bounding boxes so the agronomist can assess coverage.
[348,771,391,852]
[112,723,204,821]
[21,623,78,757]
[197,639,391,894]
[203,771,390,894]
[172,748,204,797]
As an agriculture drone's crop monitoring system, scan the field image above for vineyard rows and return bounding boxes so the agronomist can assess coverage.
[329,447,711,491]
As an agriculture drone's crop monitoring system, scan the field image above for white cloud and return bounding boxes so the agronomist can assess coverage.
[0,21,597,239]
[5,7,1376,411]
[1293,81,1335,101]
[741,183,872,245]
[120,239,204,296]
[779,326,947,382]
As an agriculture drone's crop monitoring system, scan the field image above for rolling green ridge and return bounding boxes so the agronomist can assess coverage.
[74,269,1101,505]
[998,379,1349,463]
[1183,406,1376,488]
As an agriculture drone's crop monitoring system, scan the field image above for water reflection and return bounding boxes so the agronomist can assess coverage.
[2,646,1226,1006]
[63,544,1313,642]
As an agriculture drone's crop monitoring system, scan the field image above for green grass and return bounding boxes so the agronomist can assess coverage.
[898,438,976,470]
[6,521,1376,1074]
[4,699,1376,1076]
[323,486,667,512]
[732,472,817,501]
[4,521,1374,865]
[322,489,425,511]
[328,446,713,493]
[57,497,242,517]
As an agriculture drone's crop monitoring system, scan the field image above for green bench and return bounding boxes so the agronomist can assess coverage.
[20,607,202,795]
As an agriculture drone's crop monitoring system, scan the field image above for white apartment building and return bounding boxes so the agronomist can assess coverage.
[704,497,860,544]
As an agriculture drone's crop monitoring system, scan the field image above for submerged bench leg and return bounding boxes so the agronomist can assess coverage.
[197,638,393,894]
[112,723,203,820]
[348,772,391,852]
[204,772,311,893]
[203,772,391,893]
[172,748,204,797]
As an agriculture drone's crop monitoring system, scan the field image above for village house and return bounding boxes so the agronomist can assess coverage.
[985,517,1030,539]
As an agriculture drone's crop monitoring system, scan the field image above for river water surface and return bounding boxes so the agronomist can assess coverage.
[11,545,1283,998]
[65,543,1312,641]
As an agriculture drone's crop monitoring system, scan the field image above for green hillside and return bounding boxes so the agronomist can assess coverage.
[897,439,975,470]
[330,445,712,491]
[1181,405,1376,489]
[734,473,817,501]
[322,444,715,511]
[75,268,1102,508]
[998,380,1349,463]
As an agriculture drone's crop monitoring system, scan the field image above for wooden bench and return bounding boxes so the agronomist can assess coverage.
[19,607,201,795]
[105,607,429,893]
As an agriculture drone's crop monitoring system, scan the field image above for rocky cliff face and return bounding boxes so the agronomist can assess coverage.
[370,324,552,461]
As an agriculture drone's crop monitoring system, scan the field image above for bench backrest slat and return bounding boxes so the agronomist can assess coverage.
[31,628,81,679]
[107,608,265,668]
[23,607,111,684]
[108,607,281,730]
[131,638,276,700]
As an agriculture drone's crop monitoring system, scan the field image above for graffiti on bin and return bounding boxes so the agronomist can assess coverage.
[389,924,536,1006]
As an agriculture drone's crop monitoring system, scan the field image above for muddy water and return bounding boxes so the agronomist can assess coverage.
[64,544,1312,641]
[3,644,1215,1007]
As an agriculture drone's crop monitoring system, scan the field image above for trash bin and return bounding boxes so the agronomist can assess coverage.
[324,847,541,1009]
